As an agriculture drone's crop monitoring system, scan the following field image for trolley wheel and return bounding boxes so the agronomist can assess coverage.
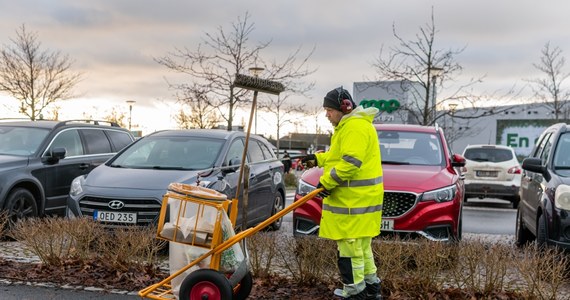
[232,271,253,300]
[179,269,233,300]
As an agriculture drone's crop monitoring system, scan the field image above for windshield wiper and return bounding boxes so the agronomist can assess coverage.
[151,166,192,170]
[381,160,410,165]
[109,164,124,168]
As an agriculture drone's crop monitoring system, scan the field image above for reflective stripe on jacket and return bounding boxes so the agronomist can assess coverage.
[316,106,384,240]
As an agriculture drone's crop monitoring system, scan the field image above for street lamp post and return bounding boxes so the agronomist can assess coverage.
[126,100,136,131]
[249,67,264,134]
[428,66,443,124]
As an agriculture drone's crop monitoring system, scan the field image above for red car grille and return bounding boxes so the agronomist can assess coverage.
[382,192,417,217]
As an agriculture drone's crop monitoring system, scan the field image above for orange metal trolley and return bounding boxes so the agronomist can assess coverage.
[138,182,322,300]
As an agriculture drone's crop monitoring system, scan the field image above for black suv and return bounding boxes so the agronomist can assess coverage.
[516,123,570,249]
[0,120,135,224]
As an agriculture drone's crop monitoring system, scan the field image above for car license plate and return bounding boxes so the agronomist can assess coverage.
[94,210,137,224]
[476,170,498,177]
[380,219,394,231]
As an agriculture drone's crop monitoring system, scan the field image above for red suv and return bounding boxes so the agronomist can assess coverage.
[293,124,466,241]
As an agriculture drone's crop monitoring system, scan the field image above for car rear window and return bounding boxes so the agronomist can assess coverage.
[464,147,513,163]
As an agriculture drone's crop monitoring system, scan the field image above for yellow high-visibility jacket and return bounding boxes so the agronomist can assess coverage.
[315,106,384,240]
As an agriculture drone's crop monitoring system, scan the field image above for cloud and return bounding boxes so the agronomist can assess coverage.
[1,0,570,135]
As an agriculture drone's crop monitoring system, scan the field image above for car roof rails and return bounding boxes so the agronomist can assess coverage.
[56,119,121,128]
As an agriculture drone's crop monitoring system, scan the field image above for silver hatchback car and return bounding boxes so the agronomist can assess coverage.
[462,144,522,208]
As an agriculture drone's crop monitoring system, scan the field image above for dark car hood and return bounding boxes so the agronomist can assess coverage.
[0,154,28,171]
[85,165,203,190]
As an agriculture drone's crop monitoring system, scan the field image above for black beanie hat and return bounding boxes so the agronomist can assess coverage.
[323,87,356,112]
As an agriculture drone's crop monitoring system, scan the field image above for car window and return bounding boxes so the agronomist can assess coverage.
[533,132,552,158]
[378,131,442,165]
[554,133,570,167]
[0,126,49,156]
[106,130,133,151]
[248,140,266,163]
[464,147,513,163]
[539,134,553,165]
[110,136,224,170]
[258,140,275,160]
[49,129,84,157]
[225,139,245,167]
[81,129,112,155]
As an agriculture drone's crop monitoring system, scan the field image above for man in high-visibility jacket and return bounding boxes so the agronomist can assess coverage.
[303,87,383,300]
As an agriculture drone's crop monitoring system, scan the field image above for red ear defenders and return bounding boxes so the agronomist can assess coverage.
[337,86,353,113]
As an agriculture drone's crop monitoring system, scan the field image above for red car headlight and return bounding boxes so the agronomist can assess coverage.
[296,179,316,196]
[420,185,457,203]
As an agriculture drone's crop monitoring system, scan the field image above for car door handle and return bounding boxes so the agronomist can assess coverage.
[79,163,90,170]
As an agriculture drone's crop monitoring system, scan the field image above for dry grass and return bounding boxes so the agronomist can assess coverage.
[9,217,165,272]
[247,230,279,278]
[248,233,570,299]
[94,225,166,271]
[0,211,8,238]
[9,217,92,265]
[516,244,569,299]
[284,172,298,187]
[275,235,337,285]
[6,217,570,298]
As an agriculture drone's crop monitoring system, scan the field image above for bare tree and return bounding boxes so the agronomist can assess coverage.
[372,8,493,126]
[44,104,61,121]
[173,83,222,129]
[258,94,303,150]
[529,42,570,120]
[0,24,81,120]
[155,12,315,131]
[103,107,127,128]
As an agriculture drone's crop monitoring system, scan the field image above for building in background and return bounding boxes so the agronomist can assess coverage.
[352,80,570,159]
[353,81,424,124]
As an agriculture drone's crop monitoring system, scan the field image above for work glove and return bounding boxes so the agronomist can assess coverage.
[301,154,317,168]
[316,181,331,198]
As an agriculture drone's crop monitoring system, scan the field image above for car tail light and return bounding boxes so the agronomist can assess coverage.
[508,166,521,174]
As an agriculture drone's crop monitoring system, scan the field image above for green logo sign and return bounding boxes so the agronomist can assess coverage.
[360,99,400,113]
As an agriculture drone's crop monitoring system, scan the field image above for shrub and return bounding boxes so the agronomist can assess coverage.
[0,211,8,238]
[10,217,165,272]
[284,172,298,187]
[274,235,337,285]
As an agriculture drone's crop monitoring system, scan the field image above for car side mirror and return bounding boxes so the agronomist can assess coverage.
[451,154,466,167]
[522,157,551,181]
[42,147,66,164]
[223,157,241,174]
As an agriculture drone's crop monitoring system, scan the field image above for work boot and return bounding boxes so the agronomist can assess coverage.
[365,282,382,300]
[334,288,367,299]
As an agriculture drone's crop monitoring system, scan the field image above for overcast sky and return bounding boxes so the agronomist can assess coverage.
[0,1,569,136]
